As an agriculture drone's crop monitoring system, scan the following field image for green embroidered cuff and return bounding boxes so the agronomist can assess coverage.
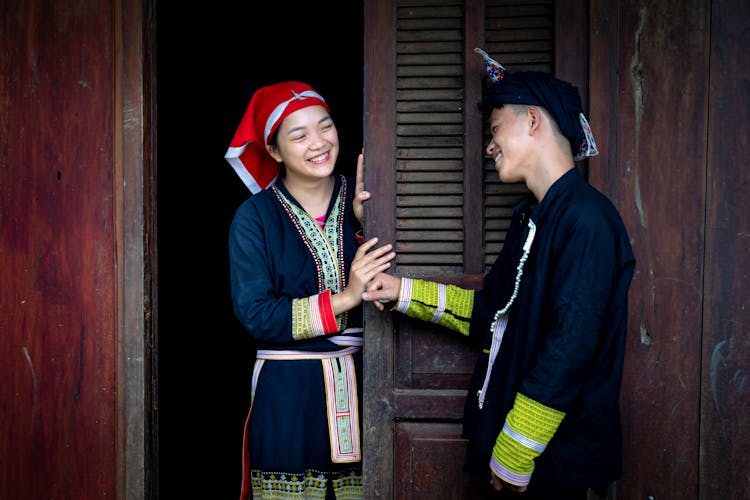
[490,393,566,485]
[395,278,473,335]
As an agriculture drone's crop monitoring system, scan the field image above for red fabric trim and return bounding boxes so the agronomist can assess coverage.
[239,402,253,500]
[318,289,338,334]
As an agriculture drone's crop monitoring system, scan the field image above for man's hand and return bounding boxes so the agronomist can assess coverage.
[490,470,527,494]
[362,272,402,311]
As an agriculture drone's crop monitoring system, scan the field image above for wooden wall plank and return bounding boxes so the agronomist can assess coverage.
[701,0,750,497]
[363,0,397,498]
[463,0,485,275]
[0,2,118,498]
[115,0,151,497]
[590,1,710,498]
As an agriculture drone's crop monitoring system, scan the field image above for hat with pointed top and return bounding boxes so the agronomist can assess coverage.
[224,81,330,193]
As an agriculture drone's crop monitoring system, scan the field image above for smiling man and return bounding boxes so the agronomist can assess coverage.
[363,50,636,499]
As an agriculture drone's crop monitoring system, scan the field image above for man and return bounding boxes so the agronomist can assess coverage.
[363,49,635,499]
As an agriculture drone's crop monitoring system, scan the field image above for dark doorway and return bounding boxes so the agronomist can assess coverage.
[155,4,364,497]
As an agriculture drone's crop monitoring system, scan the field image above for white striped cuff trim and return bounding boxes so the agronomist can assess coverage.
[489,456,531,487]
[503,422,546,453]
[308,295,326,336]
[396,278,412,313]
[430,283,447,323]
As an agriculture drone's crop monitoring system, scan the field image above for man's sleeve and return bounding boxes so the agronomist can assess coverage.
[489,392,566,486]
[393,278,474,336]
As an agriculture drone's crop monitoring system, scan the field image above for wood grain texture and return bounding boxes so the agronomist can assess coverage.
[590,0,710,498]
[0,2,118,498]
[701,0,750,497]
[363,0,398,498]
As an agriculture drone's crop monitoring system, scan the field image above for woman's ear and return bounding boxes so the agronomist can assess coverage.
[265,144,283,163]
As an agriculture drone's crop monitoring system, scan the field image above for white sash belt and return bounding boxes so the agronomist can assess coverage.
[252,328,363,463]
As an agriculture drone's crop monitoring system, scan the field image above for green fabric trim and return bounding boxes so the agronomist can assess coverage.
[403,279,474,335]
[493,430,537,476]
[492,392,566,477]
[509,393,565,443]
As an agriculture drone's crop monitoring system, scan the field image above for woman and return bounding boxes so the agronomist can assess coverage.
[224,81,393,499]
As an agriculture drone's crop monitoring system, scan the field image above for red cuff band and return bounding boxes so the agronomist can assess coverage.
[318,290,338,334]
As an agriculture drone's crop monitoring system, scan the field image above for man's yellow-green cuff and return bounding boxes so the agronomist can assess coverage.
[395,278,473,335]
[490,393,566,485]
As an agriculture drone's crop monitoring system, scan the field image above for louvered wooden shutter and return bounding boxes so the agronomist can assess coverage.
[395,0,553,275]
[482,0,554,266]
[364,2,564,497]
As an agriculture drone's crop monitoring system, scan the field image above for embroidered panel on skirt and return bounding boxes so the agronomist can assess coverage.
[251,468,363,500]
[322,354,361,462]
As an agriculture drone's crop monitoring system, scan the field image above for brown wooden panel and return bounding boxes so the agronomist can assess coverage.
[363,0,398,497]
[117,0,152,496]
[0,2,117,499]
[396,317,479,390]
[395,422,484,500]
[590,1,710,498]
[701,0,750,497]
[463,0,485,275]
[394,391,467,420]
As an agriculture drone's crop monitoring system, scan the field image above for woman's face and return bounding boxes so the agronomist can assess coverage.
[266,105,339,182]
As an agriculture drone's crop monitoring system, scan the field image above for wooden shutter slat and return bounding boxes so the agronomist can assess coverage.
[397,171,464,182]
[397,207,463,218]
[397,195,463,206]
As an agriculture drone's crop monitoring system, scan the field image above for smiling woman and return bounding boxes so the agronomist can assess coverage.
[224,80,394,500]
[155,3,363,499]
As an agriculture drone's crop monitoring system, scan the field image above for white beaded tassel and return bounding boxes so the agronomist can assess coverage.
[479,219,537,409]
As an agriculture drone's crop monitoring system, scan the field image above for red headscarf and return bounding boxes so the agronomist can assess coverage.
[224,81,329,193]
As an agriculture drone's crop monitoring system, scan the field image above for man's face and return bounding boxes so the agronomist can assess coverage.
[485,106,532,184]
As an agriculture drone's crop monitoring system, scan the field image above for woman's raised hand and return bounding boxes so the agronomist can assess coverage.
[353,151,371,225]
[332,237,394,314]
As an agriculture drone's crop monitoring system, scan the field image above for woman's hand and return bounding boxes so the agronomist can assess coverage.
[332,237,394,314]
[353,151,371,225]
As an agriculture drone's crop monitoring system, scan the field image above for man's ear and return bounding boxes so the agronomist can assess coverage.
[527,106,542,135]
[265,144,283,163]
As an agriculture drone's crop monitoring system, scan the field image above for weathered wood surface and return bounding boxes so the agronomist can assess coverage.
[0,2,118,498]
[701,0,750,497]
[590,0,713,498]
[363,1,398,498]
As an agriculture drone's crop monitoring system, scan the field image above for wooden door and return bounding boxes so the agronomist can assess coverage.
[362,1,583,498]
[0,0,151,498]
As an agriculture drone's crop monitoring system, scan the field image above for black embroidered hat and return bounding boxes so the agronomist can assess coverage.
[475,48,598,161]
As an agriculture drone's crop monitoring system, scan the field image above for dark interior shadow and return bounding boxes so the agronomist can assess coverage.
[156,3,364,497]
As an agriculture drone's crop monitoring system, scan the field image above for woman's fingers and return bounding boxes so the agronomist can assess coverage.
[349,239,397,303]
[355,152,364,191]
[352,251,395,279]
[354,238,394,263]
